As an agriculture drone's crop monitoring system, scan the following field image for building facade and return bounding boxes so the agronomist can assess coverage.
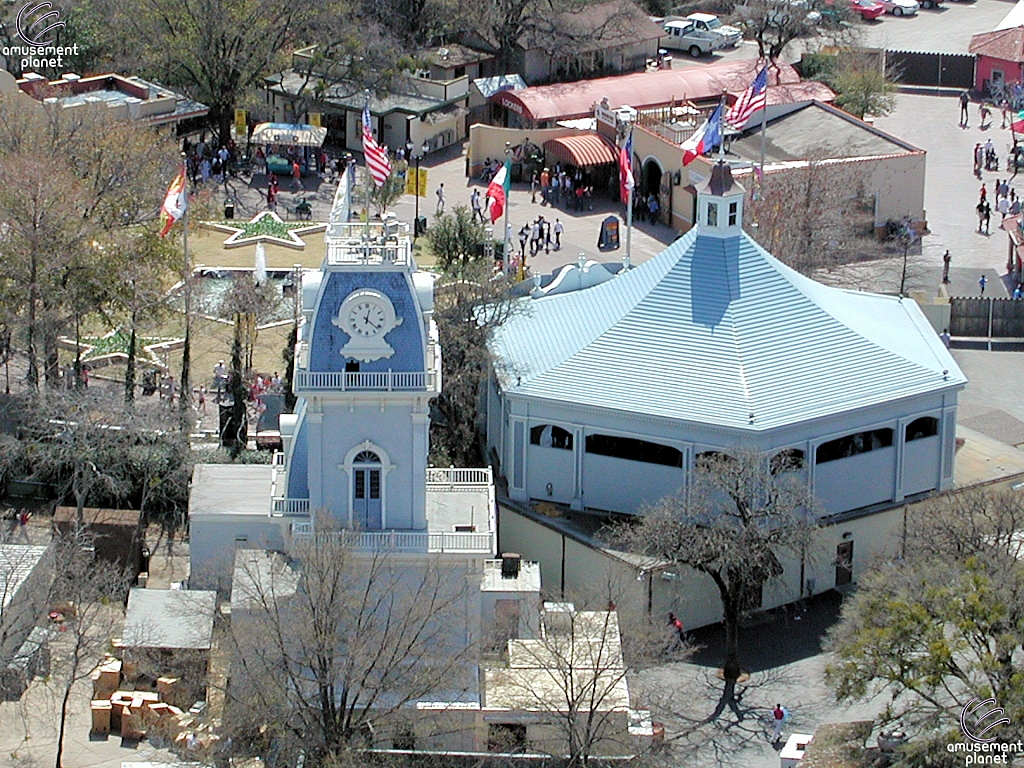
[488,163,963,519]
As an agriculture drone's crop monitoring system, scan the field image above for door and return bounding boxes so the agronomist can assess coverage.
[835,541,853,587]
[352,450,382,529]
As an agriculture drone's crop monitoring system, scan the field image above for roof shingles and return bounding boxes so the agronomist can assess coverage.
[491,229,965,431]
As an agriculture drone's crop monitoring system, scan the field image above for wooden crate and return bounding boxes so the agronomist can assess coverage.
[90,700,112,735]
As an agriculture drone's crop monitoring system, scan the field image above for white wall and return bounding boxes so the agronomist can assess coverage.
[902,435,941,497]
[189,517,290,593]
[814,447,896,514]
[581,453,684,513]
[526,445,576,504]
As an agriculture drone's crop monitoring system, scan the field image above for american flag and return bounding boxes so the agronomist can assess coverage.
[362,104,391,187]
[727,65,769,131]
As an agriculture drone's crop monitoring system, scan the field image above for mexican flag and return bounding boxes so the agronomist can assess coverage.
[159,170,188,237]
[487,159,511,224]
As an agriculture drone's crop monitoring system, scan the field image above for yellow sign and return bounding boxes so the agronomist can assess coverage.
[234,109,247,137]
[309,112,321,128]
[406,167,428,197]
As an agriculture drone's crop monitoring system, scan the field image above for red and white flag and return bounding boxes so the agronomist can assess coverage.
[727,65,769,132]
[159,170,187,237]
[487,159,511,224]
[362,105,392,187]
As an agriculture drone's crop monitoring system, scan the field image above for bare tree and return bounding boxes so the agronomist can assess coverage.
[224,521,481,764]
[47,527,133,768]
[745,153,884,276]
[616,451,818,712]
[734,2,859,62]
[484,600,661,766]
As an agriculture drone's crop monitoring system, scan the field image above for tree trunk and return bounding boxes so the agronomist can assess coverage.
[722,595,741,686]
[26,252,39,389]
[125,323,136,405]
[54,677,73,768]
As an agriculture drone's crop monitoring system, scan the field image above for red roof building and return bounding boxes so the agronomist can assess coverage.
[489,59,800,127]
[969,27,1024,96]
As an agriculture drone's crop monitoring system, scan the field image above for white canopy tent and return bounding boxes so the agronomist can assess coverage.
[251,122,327,147]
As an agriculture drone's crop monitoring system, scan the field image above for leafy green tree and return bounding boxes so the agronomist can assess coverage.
[371,172,405,217]
[826,488,1024,757]
[426,206,489,276]
[831,52,897,119]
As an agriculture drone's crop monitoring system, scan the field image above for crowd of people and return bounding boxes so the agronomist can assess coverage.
[184,135,239,185]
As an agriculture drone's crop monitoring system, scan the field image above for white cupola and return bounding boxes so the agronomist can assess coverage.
[695,161,745,239]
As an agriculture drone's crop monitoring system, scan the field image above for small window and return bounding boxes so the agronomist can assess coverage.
[905,417,938,442]
[586,434,682,467]
[345,360,360,373]
[816,428,894,464]
[530,424,573,450]
[354,450,381,463]
[489,723,527,752]
[695,450,734,470]
[454,65,466,78]
[728,201,738,226]
[706,201,718,226]
[771,448,805,474]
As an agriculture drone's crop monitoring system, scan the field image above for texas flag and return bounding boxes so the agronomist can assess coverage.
[487,158,511,224]
[682,104,724,166]
[619,129,634,203]
[159,170,188,237]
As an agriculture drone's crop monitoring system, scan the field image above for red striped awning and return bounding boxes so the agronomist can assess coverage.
[543,134,618,168]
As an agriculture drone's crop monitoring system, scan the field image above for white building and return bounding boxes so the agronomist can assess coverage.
[485,163,966,628]
[488,163,964,517]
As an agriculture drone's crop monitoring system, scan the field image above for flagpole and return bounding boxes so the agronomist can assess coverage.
[625,126,634,266]
[503,142,511,274]
[717,92,726,164]
[179,153,191,415]
[364,90,373,246]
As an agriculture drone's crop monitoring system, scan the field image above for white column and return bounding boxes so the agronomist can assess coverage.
[411,407,429,530]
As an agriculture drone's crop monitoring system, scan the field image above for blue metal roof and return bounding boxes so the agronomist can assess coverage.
[491,229,966,431]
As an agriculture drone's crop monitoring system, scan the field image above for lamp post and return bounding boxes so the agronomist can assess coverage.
[409,140,429,241]
[503,140,512,273]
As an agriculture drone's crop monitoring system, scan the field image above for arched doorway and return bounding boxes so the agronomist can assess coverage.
[352,449,382,529]
[640,158,667,225]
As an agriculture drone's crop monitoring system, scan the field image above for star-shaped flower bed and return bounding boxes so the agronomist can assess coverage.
[60,328,181,371]
[204,211,327,250]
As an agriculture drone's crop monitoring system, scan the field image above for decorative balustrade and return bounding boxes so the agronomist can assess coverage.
[294,370,437,391]
[425,467,493,486]
[288,525,494,554]
[271,497,311,515]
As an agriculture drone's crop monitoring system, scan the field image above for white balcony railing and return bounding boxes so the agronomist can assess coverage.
[272,451,286,467]
[294,370,436,392]
[271,497,311,515]
[289,526,493,554]
[426,467,493,486]
[325,223,412,267]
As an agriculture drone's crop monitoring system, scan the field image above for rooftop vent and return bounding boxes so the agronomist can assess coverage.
[500,552,521,579]
[61,73,81,82]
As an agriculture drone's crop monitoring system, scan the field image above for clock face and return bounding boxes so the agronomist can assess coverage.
[346,300,388,337]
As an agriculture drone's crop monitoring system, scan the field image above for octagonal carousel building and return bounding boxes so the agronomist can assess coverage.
[485,164,966,623]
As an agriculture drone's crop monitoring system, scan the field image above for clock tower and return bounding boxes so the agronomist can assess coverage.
[280,214,440,531]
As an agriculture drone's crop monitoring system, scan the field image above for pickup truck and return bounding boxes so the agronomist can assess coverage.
[661,13,743,57]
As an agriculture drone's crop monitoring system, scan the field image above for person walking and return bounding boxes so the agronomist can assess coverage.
[942,250,951,284]
[435,183,445,215]
[980,183,988,203]
[940,328,952,348]
[518,225,529,259]
[980,274,988,295]
[980,102,992,129]
[291,160,302,191]
[960,90,970,126]
[554,218,563,250]
[540,167,551,204]
[470,188,483,223]
[974,143,984,177]
[531,171,538,204]
[984,201,992,234]
[530,219,540,256]
[771,704,787,745]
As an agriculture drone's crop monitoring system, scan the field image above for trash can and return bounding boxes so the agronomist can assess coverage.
[416,215,427,236]
[224,200,235,219]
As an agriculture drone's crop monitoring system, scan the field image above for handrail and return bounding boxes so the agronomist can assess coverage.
[425,467,493,486]
[294,370,437,391]
[289,526,494,554]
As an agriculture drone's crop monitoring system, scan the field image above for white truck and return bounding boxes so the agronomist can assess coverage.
[660,13,743,57]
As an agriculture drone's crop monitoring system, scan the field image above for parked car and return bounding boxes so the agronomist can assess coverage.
[919,0,941,8]
[685,13,743,47]
[661,13,741,56]
[848,0,885,19]
[879,0,919,15]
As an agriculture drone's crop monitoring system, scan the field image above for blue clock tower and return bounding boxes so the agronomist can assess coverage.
[280,214,441,531]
